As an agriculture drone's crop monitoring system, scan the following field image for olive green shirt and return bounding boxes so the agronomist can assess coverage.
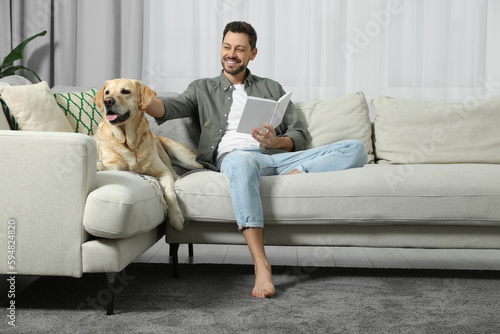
[156,70,308,171]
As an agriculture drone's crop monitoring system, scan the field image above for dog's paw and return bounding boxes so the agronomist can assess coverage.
[169,214,185,232]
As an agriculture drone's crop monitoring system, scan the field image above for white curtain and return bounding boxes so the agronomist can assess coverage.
[2,0,499,119]
[53,0,144,87]
[141,0,500,119]
[1,0,143,88]
[2,0,54,83]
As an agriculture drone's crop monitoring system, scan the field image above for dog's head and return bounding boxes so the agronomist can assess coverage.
[94,79,156,126]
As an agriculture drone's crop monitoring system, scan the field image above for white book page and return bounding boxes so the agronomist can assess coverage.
[236,91,293,133]
[270,91,293,128]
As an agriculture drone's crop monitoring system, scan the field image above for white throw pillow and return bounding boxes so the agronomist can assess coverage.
[295,91,374,163]
[0,97,11,130]
[0,81,73,132]
[372,95,500,164]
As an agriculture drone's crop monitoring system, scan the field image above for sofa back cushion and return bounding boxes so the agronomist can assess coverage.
[0,81,74,132]
[295,91,374,163]
[372,95,500,164]
[0,76,31,130]
[152,91,374,164]
[54,89,102,135]
[0,95,11,130]
[147,92,200,150]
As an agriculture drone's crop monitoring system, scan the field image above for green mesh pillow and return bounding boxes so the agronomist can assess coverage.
[54,89,102,135]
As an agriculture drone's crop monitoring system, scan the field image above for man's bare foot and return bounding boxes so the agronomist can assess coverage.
[241,227,276,298]
[252,261,276,298]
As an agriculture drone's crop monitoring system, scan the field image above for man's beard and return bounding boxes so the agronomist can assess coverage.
[222,58,247,76]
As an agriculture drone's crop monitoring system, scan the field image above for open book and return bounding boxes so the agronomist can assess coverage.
[236,91,293,133]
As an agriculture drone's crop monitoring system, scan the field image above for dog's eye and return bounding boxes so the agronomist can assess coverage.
[105,90,109,95]
[121,89,131,95]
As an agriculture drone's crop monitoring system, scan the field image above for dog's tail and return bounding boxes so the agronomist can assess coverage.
[156,136,203,169]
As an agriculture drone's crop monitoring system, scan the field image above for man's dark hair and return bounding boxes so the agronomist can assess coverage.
[222,21,257,50]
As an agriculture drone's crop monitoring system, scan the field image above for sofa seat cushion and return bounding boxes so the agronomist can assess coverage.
[83,171,166,238]
[175,165,500,227]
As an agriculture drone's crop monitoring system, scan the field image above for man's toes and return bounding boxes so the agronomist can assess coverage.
[252,287,274,298]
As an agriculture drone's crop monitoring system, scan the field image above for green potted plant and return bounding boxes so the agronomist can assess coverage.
[0,30,47,82]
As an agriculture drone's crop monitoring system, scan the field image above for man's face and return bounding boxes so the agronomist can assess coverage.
[221,31,257,76]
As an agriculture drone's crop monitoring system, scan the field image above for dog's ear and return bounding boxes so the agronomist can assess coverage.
[136,81,157,111]
[94,82,107,110]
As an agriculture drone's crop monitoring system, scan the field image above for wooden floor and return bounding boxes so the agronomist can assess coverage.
[135,240,500,270]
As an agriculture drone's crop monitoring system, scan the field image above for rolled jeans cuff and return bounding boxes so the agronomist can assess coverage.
[238,221,264,231]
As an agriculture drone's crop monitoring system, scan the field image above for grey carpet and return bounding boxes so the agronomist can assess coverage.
[2,263,499,334]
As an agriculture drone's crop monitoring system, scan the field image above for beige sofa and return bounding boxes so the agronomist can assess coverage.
[1,76,499,313]
[0,77,166,314]
[156,88,500,276]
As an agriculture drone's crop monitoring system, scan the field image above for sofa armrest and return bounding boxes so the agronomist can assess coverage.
[0,130,97,277]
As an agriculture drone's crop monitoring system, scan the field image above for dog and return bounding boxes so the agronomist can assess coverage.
[93,78,203,231]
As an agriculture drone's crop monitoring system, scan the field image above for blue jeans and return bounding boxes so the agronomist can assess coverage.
[219,140,368,230]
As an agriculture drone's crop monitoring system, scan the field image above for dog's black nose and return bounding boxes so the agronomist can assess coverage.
[104,97,115,107]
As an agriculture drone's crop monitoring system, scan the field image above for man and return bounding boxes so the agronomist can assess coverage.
[146,21,367,298]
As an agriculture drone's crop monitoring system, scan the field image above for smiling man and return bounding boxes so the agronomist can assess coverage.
[221,29,256,76]
[147,21,368,298]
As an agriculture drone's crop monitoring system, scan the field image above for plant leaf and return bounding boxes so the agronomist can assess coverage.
[21,67,43,82]
[0,30,47,70]
[0,65,25,77]
[0,65,42,82]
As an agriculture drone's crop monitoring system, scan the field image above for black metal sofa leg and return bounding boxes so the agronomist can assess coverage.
[170,243,180,278]
[105,272,116,315]
[188,243,194,257]
[169,243,194,278]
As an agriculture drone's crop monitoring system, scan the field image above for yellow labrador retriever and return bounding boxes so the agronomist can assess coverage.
[94,78,202,231]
